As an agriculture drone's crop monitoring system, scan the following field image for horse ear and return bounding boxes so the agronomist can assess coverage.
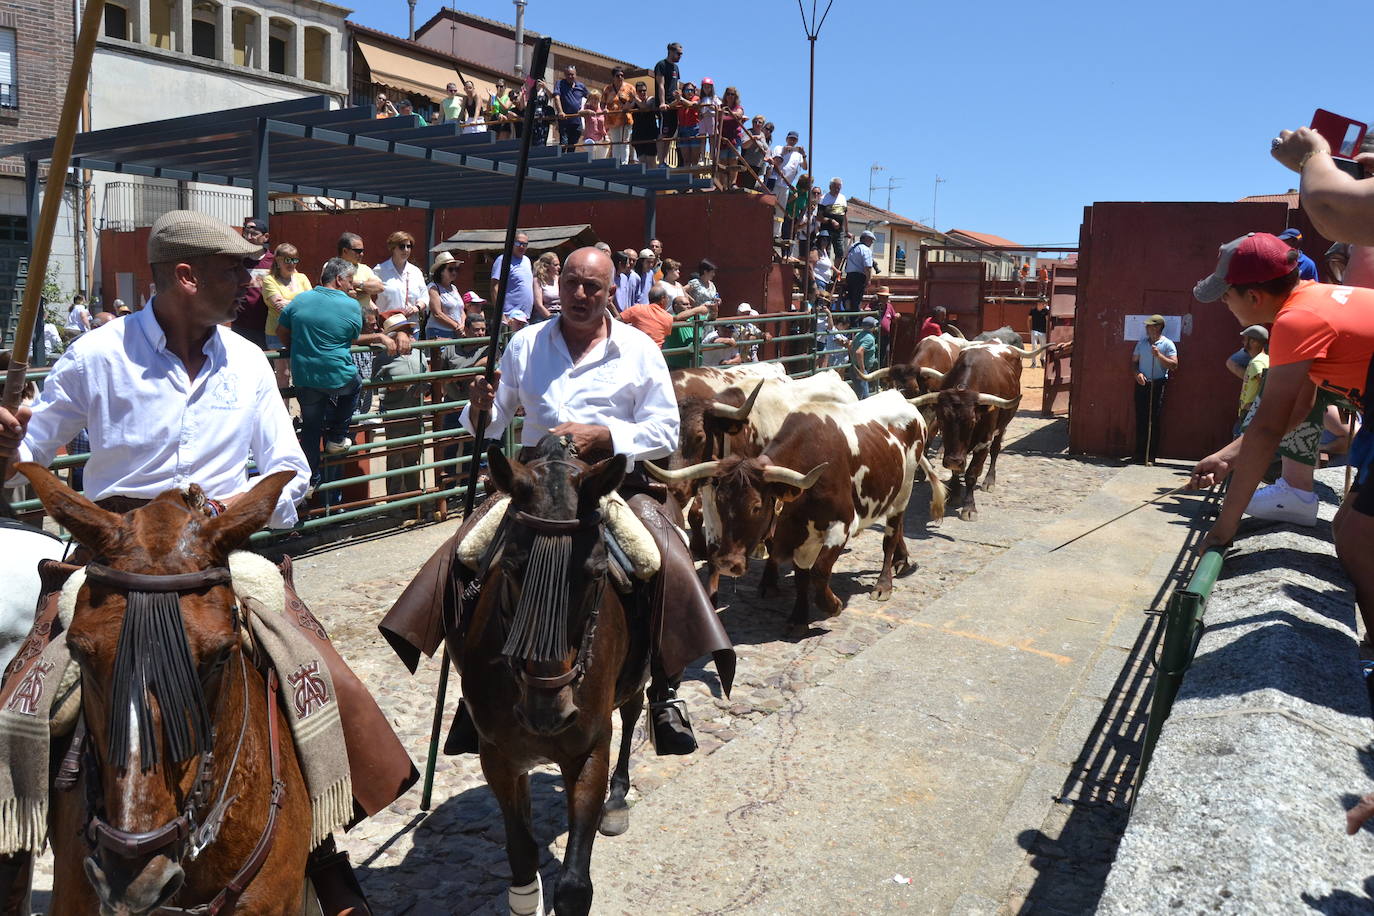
[15,461,123,553]
[487,445,522,495]
[582,454,626,504]
[205,470,295,554]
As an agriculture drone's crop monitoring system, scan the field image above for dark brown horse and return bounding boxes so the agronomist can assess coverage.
[455,437,650,916]
[18,464,313,916]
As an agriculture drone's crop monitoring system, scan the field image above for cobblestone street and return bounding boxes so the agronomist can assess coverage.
[33,385,1134,914]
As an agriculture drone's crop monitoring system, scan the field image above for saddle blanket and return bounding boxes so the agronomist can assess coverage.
[458,492,662,581]
[0,551,351,854]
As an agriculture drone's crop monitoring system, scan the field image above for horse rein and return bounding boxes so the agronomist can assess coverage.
[75,563,287,916]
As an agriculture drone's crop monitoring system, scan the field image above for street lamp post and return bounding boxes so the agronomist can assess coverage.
[799,0,836,314]
[932,175,946,231]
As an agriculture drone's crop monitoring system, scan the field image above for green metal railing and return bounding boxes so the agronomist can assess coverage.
[1139,545,1227,777]
[14,305,877,544]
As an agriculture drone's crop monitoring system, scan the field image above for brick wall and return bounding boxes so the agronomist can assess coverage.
[0,0,75,178]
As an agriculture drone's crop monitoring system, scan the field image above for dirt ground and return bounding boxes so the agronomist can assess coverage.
[33,367,1136,914]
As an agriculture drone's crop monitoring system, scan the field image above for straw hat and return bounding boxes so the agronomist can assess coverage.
[875,286,891,296]
[380,310,417,334]
[430,250,463,274]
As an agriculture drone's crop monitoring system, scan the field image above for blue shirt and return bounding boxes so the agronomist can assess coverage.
[1297,251,1318,281]
[277,286,363,389]
[614,270,637,313]
[556,79,587,121]
[845,242,874,274]
[1133,334,1176,381]
[491,254,535,317]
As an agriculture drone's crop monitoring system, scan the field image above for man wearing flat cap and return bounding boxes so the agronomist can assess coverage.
[1,209,310,523]
[0,210,415,915]
[1131,313,1178,464]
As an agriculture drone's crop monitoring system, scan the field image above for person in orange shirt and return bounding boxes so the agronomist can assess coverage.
[603,65,637,165]
[618,283,675,346]
[1191,232,1374,635]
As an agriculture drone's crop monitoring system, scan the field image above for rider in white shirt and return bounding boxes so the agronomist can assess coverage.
[388,247,733,757]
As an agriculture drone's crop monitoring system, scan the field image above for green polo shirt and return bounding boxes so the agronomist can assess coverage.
[277,285,363,389]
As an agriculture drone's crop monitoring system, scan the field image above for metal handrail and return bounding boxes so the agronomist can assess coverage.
[1139,544,1227,778]
[17,306,878,541]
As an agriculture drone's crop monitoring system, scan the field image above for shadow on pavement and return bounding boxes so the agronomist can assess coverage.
[1016,488,1217,914]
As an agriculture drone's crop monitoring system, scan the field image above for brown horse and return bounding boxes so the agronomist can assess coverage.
[18,464,313,916]
[454,437,650,916]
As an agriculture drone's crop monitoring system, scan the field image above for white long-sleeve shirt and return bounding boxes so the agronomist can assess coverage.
[12,304,310,528]
[459,316,679,464]
[374,259,426,316]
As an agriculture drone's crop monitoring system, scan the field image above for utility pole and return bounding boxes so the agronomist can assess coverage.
[932,175,946,230]
[407,0,417,39]
[868,163,884,203]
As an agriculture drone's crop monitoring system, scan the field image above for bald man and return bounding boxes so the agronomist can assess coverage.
[383,247,733,756]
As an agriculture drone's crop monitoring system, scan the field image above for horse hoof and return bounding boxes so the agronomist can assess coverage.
[870,585,892,601]
[599,804,630,837]
[958,507,977,522]
[786,623,811,639]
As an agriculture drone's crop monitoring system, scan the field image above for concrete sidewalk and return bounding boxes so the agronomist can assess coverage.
[588,461,1208,915]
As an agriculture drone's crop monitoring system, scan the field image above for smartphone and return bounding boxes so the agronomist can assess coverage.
[1312,109,1366,156]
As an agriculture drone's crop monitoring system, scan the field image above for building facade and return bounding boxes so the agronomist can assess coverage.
[0,0,76,334]
[845,197,946,278]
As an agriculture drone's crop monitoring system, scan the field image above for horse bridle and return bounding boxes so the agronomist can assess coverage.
[75,562,286,916]
[504,493,608,692]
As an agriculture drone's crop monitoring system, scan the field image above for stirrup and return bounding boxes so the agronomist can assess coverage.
[306,842,372,916]
[648,693,697,756]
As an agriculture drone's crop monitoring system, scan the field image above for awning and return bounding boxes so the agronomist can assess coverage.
[432,224,597,255]
[356,37,460,102]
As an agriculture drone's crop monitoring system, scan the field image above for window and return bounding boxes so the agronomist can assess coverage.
[104,4,129,40]
[872,231,887,256]
[148,0,173,49]
[191,19,216,58]
[0,28,15,109]
[232,9,258,67]
[267,19,292,75]
[303,27,327,83]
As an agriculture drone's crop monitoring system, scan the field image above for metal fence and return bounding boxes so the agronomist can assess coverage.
[13,306,877,545]
[99,181,257,232]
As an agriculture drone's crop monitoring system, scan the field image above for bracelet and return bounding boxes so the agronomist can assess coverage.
[1298,149,1329,171]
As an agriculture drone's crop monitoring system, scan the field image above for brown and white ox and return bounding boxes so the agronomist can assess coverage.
[670,367,853,555]
[854,332,969,402]
[647,390,944,635]
[909,343,1022,522]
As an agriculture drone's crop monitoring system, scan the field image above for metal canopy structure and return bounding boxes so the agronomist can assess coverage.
[1,95,706,231]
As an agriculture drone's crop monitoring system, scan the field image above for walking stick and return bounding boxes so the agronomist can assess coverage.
[0,0,106,514]
[420,37,553,812]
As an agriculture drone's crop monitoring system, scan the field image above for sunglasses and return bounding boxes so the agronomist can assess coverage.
[396,243,413,249]
[282,257,300,264]
[514,241,528,247]
[349,247,364,254]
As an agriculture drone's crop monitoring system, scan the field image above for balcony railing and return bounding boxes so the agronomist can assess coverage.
[0,81,17,110]
[100,181,255,232]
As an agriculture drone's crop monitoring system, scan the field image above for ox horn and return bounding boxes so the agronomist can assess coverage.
[908,392,941,408]
[853,364,890,382]
[643,459,722,483]
[976,393,1020,409]
[1006,343,1050,358]
[946,324,967,340]
[708,379,765,422]
[761,462,830,491]
[919,367,945,382]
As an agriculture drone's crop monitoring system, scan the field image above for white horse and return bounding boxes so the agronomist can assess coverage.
[0,517,69,672]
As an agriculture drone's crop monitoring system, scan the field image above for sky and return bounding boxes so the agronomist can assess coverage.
[347,0,1369,248]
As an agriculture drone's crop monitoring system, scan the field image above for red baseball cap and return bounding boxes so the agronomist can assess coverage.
[1194,233,1298,302]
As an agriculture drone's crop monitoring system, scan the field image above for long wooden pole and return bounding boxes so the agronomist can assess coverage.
[420,35,553,812]
[3,0,106,415]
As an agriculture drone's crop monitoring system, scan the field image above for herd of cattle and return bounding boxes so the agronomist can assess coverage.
[647,328,1049,634]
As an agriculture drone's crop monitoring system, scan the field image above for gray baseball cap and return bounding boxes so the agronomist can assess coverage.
[148,210,263,265]
[1241,324,1269,342]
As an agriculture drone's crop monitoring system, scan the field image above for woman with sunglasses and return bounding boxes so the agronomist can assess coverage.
[262,242,310,393]
[716,86,745,191]
[375,231,426,318]
[629,81,660,167]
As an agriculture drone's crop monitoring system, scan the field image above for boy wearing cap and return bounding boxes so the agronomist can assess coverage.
[1230,325,1269,436]
[1191,232,1374,638]
[1131,314,1178,463]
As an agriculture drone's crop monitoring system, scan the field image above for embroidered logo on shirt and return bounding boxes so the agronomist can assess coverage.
[287,661,332,719]
[209,372,241,409]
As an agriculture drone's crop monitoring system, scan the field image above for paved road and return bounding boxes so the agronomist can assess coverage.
[32,392,1206,914]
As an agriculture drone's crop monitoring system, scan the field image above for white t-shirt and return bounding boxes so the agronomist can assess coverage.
[374,260,426,316]
[491,254,535,319]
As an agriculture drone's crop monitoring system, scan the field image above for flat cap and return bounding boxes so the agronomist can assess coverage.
[148,210,263,265]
